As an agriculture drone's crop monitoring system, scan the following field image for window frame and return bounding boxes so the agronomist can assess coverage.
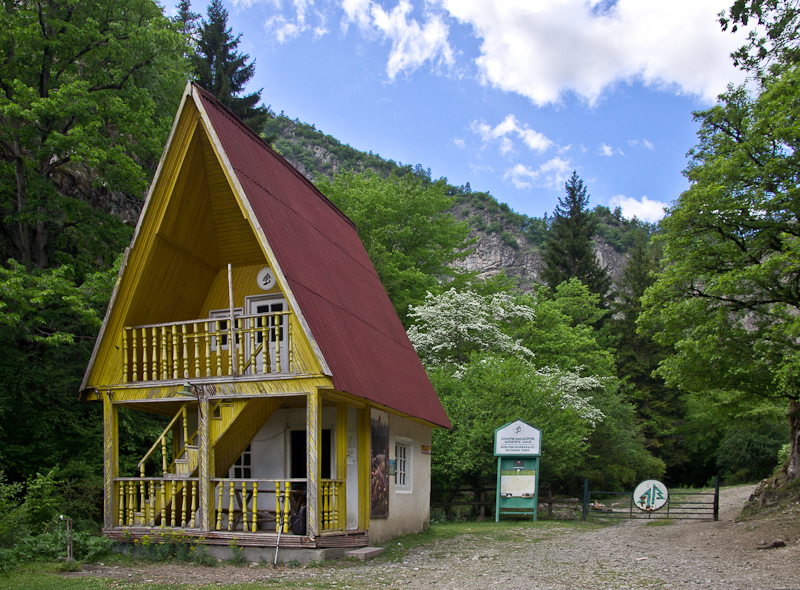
[394,437,413,493]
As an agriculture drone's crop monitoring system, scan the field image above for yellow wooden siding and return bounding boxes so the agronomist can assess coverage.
[84,97,326,393]
[212,397,281,476]
[200,129,264,266]
[88,103,203,388]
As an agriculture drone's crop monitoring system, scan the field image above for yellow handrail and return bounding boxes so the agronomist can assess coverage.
[137,403,189,471]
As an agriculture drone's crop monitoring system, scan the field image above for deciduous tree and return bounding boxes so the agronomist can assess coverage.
[317,171,472,321]
[639,67,800,481]
[0,0,189,271]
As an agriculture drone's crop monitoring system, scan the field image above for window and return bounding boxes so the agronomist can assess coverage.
[231,444,252,479]
[394,438,412,493]
[209,308,243,350]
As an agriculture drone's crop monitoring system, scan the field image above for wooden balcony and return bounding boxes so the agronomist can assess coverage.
[122,311,298,383]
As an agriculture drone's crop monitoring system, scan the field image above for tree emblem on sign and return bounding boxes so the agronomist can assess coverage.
[633,480,668,512]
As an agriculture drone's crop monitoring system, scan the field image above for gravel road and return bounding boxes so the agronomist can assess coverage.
[72,485,800,589]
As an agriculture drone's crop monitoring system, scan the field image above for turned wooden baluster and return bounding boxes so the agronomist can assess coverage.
[170,481,177,527]
[323,482,330,530]
[216,483,224,531]
[118,482,125,527]
[148,481,155,527]
[274,319,281,373]
[142,329,149,381]
[128,481,135,526]
[242,481,249,532]
[172,325,178,379]
[160,481,166,526]
[191,481,197,528]
[123,329,129,383]
[193,323,200,378]
[275,482,281,533]
[139,468,146,525]
[131,329,138,381]
[160,327,167,379]
[151,326,158,381]
[228,481,235,531]
[252,482,258,532]
[181,481,187,528]
[182,406,188,448]
[181,324,189,378]
[288,319,293,373]
[282,484,290,534]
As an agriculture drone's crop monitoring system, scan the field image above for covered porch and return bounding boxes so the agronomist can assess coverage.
[101,383,371,550]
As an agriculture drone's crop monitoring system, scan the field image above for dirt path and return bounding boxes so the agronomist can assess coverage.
[69,486,800,589]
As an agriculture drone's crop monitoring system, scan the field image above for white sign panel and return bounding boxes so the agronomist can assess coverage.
[494,420,541,456]
[633,479,669,512]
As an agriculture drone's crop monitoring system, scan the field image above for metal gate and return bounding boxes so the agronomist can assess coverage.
[581,477,719,521]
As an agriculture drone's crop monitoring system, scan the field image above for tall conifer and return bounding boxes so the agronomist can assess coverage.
[542,172,611,301]
[192,0,270,129]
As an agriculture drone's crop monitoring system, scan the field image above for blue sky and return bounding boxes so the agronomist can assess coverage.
[180,0,752,222]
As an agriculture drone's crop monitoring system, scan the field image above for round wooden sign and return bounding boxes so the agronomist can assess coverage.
[633,479,669,512]
[257,267,276,291]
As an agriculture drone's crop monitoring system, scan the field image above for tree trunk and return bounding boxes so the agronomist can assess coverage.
[13,138,30,266]
[788,398,800,481]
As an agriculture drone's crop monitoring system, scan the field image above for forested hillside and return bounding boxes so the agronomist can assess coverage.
[0,0,796,557]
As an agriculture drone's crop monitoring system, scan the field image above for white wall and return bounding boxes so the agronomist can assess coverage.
[368,414,432,544]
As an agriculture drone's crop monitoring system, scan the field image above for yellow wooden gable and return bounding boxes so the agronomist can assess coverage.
[81,85,332,401]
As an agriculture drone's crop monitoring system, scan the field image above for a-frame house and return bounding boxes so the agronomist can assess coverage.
[80,82,450,559]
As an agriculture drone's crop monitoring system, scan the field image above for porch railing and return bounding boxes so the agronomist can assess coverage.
[321,479,344,531]
[122,311,294,383]
[212,478,307,533]
[112,476,345,534]
[114,478,199,528]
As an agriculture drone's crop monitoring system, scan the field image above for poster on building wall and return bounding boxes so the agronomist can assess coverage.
[370,409,389,518]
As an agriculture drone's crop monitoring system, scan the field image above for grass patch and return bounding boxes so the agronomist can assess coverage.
[644,519,674,526]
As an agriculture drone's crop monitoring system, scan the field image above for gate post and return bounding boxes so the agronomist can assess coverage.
[713,475,720,521]
[581,479,589,521]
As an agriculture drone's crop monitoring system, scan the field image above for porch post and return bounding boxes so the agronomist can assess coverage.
[336,402,347,528]
[358,408,371,530]
[198,392,211,531]
[103,391,118,529]
[306,389,320,537]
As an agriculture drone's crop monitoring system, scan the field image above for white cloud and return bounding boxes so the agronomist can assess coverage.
[342,0,455,79]
[264,0,327,42]
[440,0,750,106]
[600,142,614,157]
[453,137,466,148]
[608,194,667,222]
[472,114,552,155]
[629,138,655,150]
[504,157,572,190]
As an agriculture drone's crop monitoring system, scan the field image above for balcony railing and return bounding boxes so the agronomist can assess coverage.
[122,311,294,383]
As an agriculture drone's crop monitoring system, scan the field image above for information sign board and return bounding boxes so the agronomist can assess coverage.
[494,420,541,456]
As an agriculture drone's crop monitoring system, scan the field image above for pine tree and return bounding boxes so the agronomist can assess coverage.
[192,0,270,129]
[175,0,200,40]
[541,172,611,301]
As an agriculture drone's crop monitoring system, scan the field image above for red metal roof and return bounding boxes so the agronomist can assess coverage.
[195,85,450,428]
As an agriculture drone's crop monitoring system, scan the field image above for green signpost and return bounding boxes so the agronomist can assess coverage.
[494,419,541,522]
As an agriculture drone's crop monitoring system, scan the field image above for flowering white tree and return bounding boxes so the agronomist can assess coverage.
[410,286,664,492]
[407,288,536,365]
